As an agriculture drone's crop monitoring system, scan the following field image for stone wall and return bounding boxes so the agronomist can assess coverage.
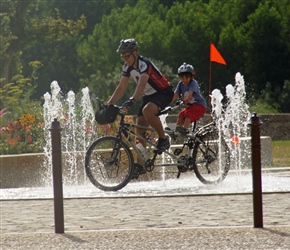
[0,136,272,188]
[0,152,86,188]
[259,114,290,140]
[165,113,290,141]
[0,153,47,188]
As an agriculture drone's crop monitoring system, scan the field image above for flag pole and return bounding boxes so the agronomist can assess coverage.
[208,43,226,113]
[208,44,212,113]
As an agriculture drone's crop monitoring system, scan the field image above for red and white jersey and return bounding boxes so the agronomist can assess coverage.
[122,55,170,96]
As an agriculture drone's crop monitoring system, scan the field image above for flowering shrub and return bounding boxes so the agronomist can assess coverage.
[0,113,44,154]
[0,113,135,155]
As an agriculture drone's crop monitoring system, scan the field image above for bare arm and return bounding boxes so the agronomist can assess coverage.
[171,92,179,104]
[107,76,129,104]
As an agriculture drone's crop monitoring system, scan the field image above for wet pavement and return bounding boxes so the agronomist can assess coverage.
[1,192,290,249]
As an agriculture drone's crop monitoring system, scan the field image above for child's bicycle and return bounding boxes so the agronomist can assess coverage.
[85,102,231,191]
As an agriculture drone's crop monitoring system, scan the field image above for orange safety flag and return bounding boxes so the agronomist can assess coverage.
[210,43,226,65]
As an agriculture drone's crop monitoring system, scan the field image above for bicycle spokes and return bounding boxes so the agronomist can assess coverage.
[192,129,230,184]
[85,136,134,191]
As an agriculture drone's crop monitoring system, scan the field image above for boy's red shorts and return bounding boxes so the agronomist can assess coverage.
[178,104,206,123]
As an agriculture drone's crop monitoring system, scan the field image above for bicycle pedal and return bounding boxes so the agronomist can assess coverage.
[153,149,163,155]
[174,148,182,155]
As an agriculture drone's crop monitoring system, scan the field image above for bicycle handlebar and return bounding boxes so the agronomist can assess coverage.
[159,100,184,115]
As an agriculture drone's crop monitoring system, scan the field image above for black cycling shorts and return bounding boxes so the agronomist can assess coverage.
[137,86,174,117]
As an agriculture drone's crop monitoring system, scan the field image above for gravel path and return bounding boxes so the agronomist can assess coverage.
[1,193,290,249]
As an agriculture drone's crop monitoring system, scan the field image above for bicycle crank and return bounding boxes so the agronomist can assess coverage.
[145,159,154,172]
[176,156,188,176]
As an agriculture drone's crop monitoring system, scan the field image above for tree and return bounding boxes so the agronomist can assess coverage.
[0,61,43,116]
[77,0,169,79]
[0,1,86,88]
[239,0,290,95]
[10,0,140,98]
[2,0,289,113]
[280,80,290,112]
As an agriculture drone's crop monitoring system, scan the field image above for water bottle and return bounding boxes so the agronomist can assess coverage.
[136,141,148,159]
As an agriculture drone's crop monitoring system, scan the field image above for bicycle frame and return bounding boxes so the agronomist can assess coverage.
[115,112,201,171]
[85,103,231,191]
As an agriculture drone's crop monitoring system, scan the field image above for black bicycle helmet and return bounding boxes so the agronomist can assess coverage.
[116,38,139,53]
[177,62,194,75]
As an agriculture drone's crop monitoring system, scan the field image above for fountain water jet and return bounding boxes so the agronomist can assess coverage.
[224,73,251,169]
[211,73,251,170]
[43,81,97,186]
[2,73,286,200]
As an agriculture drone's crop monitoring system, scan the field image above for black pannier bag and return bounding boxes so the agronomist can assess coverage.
[95,104,119,125]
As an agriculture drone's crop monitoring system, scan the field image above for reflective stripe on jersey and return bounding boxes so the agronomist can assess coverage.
[122,56,169,96]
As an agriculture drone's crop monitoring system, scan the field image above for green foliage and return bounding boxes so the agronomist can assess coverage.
[0,66,44,154]
[3,0,290,112]
[0,61,42,114]
[77,0,168,77]
[1,0,290,156]
[1,76,32,115]
[0,1,87,91]
[272,140,290,167]
[0,12,17,60]
[29,9,87,44]
[280,80,290,112]
[80,67,122,104]
[249,98,279,114]
[257,80,290,113]
[238,1,289,94]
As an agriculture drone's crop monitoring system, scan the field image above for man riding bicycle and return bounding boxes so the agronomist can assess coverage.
[107,38,174,175]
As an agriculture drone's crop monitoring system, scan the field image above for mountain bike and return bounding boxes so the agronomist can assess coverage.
[85,103,231,191]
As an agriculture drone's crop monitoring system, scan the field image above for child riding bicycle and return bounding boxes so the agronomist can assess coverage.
[171,63,207,135]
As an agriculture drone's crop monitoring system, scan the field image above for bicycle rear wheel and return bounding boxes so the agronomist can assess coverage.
[192,127,230,184]
[85,136,134,191]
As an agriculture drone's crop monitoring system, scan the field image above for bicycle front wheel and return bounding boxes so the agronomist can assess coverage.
[85,136,134,191]
[192,128,230,185]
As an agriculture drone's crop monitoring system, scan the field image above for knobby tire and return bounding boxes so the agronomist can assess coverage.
[192,127,231,184]
[85,136,134,191]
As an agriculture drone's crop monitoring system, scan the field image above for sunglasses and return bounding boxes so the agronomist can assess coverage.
[121,53,131,60]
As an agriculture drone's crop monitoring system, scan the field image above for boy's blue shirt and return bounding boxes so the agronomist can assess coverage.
[175,79,207,107]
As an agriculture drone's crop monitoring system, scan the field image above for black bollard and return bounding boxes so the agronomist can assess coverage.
[49,118,64,233]
[248,113,263,228]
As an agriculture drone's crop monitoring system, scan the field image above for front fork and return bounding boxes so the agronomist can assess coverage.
[109,132,123,164]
